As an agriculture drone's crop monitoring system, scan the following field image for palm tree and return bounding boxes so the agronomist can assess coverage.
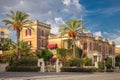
[59,18,86,58]
[18,41,31,57]
[2,38,13,51]
[2,11,33,59]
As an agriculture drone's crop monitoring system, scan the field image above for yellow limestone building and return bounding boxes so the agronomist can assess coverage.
[0,27,9,54]
[48,33,115,68]
[20,20,51,51]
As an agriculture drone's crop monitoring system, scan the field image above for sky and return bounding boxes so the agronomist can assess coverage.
[0,0,120,45]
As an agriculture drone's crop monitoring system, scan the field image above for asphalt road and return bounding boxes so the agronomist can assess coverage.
[0,72,120,80]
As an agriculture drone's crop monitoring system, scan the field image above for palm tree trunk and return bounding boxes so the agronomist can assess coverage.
[16,30,20,59]
[72,38,76,58]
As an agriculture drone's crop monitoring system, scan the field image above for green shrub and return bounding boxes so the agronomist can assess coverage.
[84,58,92,66]
[61,67,97,72]
[6,66,40,72]
[98,62,104,70]
[115,54,120,67]
[37,49,53,65]
[9,56,38,66]
[63,58,83,67]
[7,56,39,72]
[106,57,112,69]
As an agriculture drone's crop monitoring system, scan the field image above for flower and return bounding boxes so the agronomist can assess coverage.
[49,57,57,62]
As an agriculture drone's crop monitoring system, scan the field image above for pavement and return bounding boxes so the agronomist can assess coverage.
[0,72,120,80]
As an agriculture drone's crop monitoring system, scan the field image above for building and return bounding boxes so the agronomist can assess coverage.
[20,20,51,51]
[48,33,115,68]
[0,27,9,54]
[115,45,120,55]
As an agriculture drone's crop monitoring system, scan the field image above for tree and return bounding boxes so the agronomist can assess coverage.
[0,38,13,51]
[56,48,67,63]
[2,11,33,59]
[37,49,53,64]
[105,57,112,69]
[18,41,31,57]
[59,18,86,58]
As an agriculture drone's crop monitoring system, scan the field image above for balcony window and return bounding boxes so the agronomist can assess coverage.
[26,29,31,36]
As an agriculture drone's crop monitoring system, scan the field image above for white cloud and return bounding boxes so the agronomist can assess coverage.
[63,0,71,6]
[55,17,64,24]
[46,17,65,34]
[112,37,120,45]
[20,0,24,5]
[93,31,102,37]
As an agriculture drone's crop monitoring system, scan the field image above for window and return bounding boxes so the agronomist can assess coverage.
[94,56,97,62]
[1,38,4,43]
[27,41,31,45]
[1,32,4,37]
[89,43,92,50]
[26,29,31,36]
[99,45,101,52]
[42,30,44,36]
[83,43,87,50]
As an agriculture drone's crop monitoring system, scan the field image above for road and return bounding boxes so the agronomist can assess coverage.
[0,72,120,80]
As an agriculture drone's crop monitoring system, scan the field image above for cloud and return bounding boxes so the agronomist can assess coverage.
[0,0,84,41]
[47,17,65,34]
[112,37,120,45]
[86,7,120,17]
[63,0,71,6]
[100,7,120,16]
[93,31,102,37]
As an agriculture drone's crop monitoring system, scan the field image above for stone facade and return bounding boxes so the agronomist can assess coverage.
[115,45,120,55]
[0,27,9,52]
[48,33,115,68]
[20,20,51,51]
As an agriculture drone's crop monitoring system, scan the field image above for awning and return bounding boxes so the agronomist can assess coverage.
[47,44,57,49]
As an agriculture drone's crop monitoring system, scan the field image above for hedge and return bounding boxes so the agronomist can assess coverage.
[9,57,38,66]
[6,66,40,72]
[61,67,97,72]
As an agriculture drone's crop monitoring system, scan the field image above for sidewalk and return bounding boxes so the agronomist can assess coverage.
[0,72,119,80]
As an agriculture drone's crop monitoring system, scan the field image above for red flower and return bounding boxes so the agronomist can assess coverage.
[49,57,57,62]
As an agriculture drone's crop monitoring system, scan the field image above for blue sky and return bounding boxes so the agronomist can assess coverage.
[0,0,120,45]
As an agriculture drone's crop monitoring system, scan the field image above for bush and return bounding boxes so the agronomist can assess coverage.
[63,58,83,67]
[105,57,112,69]
[6,66,40,72]
[61,67,97,72]
[9,56,38,66]
[7,56,39,72]
[37,49,53,64]
[98,62,104,70]
[116,54,120,67]
[84,58,92,66]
